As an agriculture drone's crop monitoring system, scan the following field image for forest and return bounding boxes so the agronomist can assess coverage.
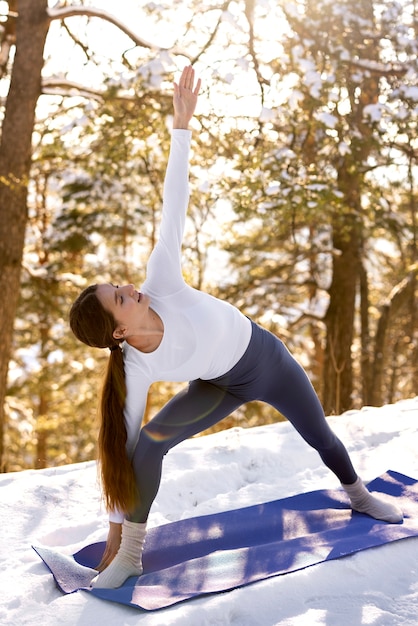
[0,0,416,472]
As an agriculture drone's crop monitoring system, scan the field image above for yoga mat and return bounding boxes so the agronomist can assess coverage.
[33,470,418,611]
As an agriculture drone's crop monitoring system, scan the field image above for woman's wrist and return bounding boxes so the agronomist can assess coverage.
[173,115,190,129]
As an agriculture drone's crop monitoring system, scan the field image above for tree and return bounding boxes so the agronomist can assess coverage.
[0,0,50,469]
[218,0,417,414]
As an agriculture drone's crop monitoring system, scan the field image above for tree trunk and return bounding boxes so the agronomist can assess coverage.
[371,270,418,405]
[359,260,372,405]
[0,0,49,470]
[322,0,379,415]
[323,212,361,415]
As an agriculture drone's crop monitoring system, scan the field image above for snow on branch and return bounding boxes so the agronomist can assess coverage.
[41,78,105,101]
[47,5,164,51]
[41,77,142,102]
[347,58,407,77]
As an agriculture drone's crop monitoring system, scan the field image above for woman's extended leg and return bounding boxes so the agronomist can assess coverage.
[261,338,358,484]
[258,329,402,523]
[129,379,244,523]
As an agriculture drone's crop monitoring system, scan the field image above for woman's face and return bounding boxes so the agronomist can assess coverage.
[96,283,151,341]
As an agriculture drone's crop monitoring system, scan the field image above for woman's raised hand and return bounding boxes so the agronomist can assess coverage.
[173,65,201,129]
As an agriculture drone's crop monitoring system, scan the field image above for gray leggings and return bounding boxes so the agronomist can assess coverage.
[129,321,357,522]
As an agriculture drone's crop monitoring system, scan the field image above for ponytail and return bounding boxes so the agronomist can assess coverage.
[69,285,137,515]
[99,347,137,513]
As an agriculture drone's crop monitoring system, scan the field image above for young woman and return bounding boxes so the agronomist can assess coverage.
[69,66,403,589]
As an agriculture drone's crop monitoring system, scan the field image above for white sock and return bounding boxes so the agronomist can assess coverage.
[92,520,146,589]
[342,477,403,523]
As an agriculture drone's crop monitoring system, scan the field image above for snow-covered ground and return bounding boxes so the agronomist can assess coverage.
[1,397,417,625]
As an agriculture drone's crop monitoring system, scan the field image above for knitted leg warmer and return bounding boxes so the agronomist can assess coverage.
[92,520,146,589]
[342,477,403,523]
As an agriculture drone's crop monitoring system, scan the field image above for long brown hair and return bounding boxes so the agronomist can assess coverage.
[69,285,137,514]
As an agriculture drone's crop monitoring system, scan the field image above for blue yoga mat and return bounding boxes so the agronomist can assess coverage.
[33,470,418,611]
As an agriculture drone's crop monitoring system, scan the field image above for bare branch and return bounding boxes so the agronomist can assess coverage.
[47,5,162,50]
[190,23,219,65]
[244,0,270,92]
[390,141,418,161]
[61,20,91,62]
[190,0,232,65]
[40,78,169,104]
[41,78,105,101]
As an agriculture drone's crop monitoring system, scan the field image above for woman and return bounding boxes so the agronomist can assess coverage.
[70,66,402,589]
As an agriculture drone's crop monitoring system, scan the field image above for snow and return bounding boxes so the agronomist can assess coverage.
[1,397,418,625]
[363,103,385,123]
[402,86,418,101]
[314,111,338,129]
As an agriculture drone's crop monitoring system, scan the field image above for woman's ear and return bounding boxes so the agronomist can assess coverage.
[113,326,126,340]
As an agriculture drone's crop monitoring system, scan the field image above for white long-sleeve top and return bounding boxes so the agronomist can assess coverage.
[109,129,251,523]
